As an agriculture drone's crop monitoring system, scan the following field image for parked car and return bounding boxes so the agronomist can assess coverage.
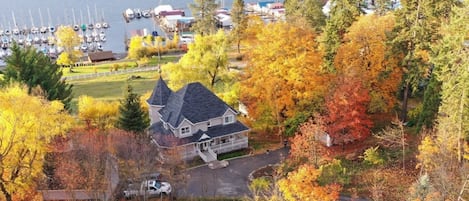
[124,179,171,199]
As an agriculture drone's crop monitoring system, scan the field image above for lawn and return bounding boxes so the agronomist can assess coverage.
[68,70,161,113]
[62,56,180,77]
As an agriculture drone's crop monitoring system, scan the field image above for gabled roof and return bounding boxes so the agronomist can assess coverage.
[150,121,249,146]
[147,77,172,106]
[159,82,236,127]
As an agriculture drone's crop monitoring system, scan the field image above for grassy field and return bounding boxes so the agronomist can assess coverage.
[68,70,161,112]
[62,56,180,77]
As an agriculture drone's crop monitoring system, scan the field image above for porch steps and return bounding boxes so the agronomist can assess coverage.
[198,150,217,163]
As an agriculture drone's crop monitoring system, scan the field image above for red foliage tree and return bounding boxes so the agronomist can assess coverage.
[324,76,373,145]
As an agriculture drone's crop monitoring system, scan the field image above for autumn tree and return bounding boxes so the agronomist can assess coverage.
[278,164,341,201]
[78,95,120,130]
[324,76,373,145]
[161,30,237,105]
[56,26,82,67]
[190,0,218,36]
[289,115,328,166]
[108,129,161,185]
[116,84,149,134]
[230,0,247,53]
[2,43,73,110]
[241,22,327,132]
[0,84,73,201]
[284,0,326,32]
[127,36,147,60]
[54,128,108,192]
[334,14,402,113]
[319,0,361,72]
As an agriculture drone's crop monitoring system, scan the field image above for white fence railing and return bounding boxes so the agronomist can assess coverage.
[62,66,160,81]
[211,137,248,154]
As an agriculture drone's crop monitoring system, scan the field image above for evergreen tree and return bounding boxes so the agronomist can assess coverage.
[190,0,218,36]
[432,3,469,163]
[1,43,73,110]
[389,0,460,121]
[284,0,326,32]
[117,84,150,134]
[416,72,441,132]
[320,0,361,72]
[231,0,247,53]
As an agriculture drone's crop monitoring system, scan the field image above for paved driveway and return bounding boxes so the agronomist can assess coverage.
[176,148,289,198]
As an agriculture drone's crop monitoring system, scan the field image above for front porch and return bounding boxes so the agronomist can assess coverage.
[183,133,249,162]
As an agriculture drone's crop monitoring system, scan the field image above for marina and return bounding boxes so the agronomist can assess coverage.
[0,0,285,61]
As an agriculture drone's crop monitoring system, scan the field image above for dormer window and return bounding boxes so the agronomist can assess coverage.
[163,122,168,129]
[224,115,234,124]
[181,126,191,136]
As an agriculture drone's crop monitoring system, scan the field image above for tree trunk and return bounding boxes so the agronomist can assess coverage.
[401,82,410,122]
[0,182,12,201]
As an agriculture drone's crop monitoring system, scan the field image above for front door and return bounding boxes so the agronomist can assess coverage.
[199,142,208,152]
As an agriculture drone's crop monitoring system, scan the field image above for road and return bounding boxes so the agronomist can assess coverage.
[177,148,288,198]
[174,147,370,201]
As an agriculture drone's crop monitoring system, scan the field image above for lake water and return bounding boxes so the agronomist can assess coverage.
[0,0,275,53]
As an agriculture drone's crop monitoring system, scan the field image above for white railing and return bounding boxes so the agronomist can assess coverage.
[196,149,208,162]
[62,66,160,81]
[211,137,248,154]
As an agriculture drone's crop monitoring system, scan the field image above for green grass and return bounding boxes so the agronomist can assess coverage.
[62,56,180,76]
[68,70,161,113]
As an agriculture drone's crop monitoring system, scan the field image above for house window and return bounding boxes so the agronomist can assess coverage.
[224,115,234,124]
[181,126,191,136]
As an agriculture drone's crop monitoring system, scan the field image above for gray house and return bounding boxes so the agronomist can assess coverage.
[147,78,249,162]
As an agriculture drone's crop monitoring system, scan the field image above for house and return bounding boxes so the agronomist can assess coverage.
[147,78,250,162]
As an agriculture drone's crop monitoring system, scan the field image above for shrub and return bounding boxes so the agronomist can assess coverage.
[363,146,385,166]
[112,64,120,71]
[318,159,351,186]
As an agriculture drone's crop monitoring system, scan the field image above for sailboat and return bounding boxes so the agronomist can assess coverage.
[80,9,87,32]
[72,9,80,31]
[11,11,20,35]
[38,9,48,34]
[29,10,39,34]
[87,6,94,30]
[47,8,56,33]
[94,5,101,29]
[101,10,109,29]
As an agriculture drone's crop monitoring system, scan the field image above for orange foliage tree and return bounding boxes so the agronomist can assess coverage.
[334,14,402,113]
[278,164,341,201]
[290,115,328,166]
[324,76,373,144]
[241,22,327,131]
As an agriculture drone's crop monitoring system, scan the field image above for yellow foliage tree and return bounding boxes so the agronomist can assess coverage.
[78,95,120,130]
[162,30,230,90]
[278,164,341,201]
[0,84,73,201]
[56,26,82,66]
[127,36,146,60]
[241,22,327,131]
[334,14,402,113]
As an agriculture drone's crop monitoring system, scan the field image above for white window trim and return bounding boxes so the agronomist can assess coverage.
[224,115,235,125]
[180,126,191,136]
